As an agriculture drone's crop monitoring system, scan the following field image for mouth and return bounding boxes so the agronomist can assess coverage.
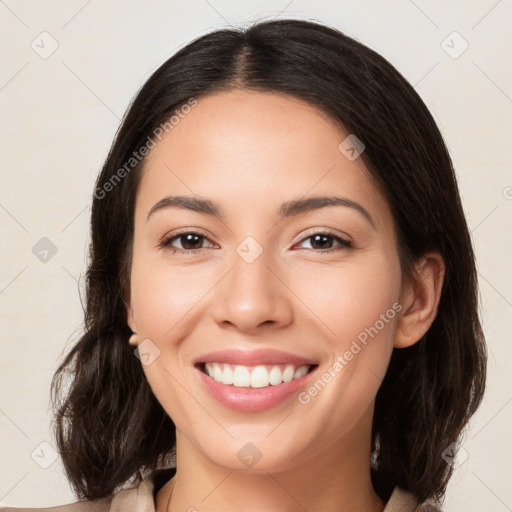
[195,362,319,389]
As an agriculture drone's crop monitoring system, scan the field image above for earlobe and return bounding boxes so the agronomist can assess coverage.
[128,332,139,346]
[127,305,139,346]
[394,252,445,349]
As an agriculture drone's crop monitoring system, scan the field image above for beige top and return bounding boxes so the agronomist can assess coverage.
[0,467,442,512]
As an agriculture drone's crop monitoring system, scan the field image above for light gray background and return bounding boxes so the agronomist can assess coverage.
[1,0,511,510]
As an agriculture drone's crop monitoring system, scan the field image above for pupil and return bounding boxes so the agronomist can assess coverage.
[178,234,334,250]
[182,234,201,250]
[312,234,332,249]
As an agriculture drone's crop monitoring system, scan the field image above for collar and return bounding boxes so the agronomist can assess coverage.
[109,467,432,512]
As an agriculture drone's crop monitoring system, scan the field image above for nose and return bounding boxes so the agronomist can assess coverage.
[211,249,294,334]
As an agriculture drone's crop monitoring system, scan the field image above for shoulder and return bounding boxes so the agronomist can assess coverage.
[416,504,443,512]
[0,497,110,512]
[0,467,175,512]
[385,487,443,512]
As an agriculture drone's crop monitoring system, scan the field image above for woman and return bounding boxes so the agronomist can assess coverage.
[2,18,486,512]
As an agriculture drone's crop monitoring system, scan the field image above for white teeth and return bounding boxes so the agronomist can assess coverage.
[269,366,283,385]
[282,365,295,383]
[213,364,223,382]
[222,365,233,385]
[293,365,309,379]
[232,365,251,387]
[250,365,269,388]
[203,362,312,388]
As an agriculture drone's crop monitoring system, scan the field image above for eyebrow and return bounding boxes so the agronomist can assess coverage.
[147,195,376,229]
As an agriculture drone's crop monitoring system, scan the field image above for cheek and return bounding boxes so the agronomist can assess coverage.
[129,250,217,341]
[290,250,402,355]
[128,254,205,423]
[286,254,402,442]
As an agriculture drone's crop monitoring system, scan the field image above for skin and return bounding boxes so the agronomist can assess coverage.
[126,89,445,512]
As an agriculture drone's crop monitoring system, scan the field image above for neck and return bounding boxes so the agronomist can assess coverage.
[157,407,384,512]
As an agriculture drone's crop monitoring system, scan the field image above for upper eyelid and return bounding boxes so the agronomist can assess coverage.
[162,228,351,249]
[295,227,352,245]
[164,228,216,243]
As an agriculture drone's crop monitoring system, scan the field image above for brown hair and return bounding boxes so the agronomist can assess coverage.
[50,18,487,504]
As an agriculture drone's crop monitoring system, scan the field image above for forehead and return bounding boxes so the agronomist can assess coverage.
[147,89,347,161]
[136,90,391,228]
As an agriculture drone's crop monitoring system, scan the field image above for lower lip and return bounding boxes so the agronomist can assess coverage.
[195,366,317,413]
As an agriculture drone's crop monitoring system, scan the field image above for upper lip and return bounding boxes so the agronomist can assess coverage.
[194,349,318,367]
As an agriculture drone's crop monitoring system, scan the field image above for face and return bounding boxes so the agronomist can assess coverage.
[127,89,404,473]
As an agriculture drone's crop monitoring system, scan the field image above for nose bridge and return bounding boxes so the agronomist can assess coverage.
[211,238,293,331]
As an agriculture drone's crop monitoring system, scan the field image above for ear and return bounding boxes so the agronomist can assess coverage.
[394,251,445,348]
[122,274,139,346]
[126,302,139,347]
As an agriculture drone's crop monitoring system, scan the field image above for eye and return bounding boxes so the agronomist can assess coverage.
[295,231,353,252]
[159,231,215,253]
[159,230,353,254]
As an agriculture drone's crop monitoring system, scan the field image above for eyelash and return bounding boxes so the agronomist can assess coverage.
[158,230,353,254]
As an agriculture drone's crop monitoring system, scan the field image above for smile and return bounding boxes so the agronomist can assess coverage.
[200,362,316,388]
[195,363,319,412]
